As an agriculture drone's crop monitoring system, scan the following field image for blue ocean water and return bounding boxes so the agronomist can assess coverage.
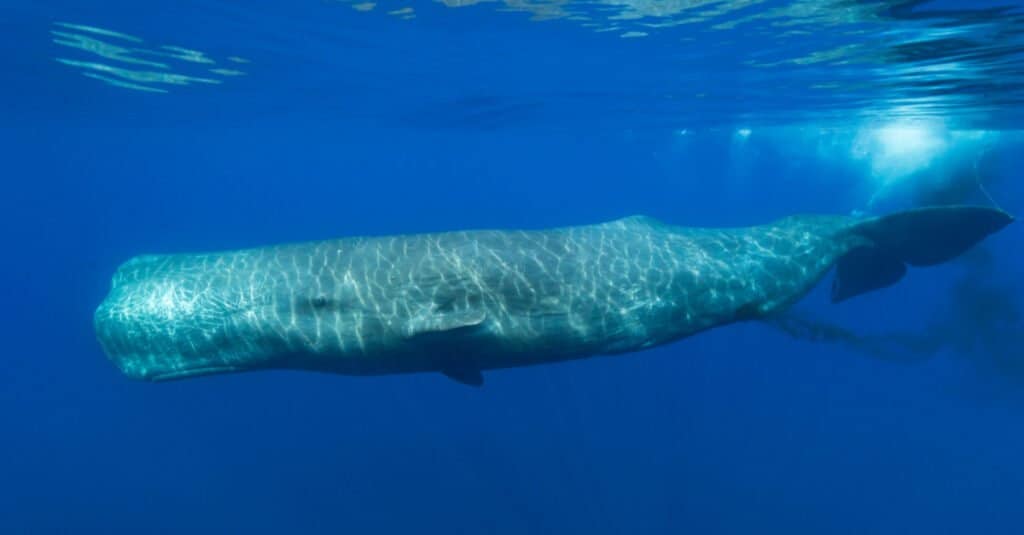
[3,1,1024,533]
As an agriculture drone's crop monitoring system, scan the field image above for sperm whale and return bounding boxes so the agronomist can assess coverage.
[94,206,1012,386]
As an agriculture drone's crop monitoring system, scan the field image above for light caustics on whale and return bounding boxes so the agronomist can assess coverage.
[94,206,1011,386]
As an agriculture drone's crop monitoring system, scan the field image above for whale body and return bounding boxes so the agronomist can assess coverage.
[94,206,1012,385]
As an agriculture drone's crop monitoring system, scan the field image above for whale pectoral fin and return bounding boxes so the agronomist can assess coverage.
[407,309,488,386]
[407,309,488,341]
[441,365,484,387]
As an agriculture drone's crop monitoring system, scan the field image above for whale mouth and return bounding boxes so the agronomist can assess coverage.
[146,365,245,382]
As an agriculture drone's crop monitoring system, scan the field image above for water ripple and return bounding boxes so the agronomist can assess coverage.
[51,21,250,93]
[335,0,1024,128]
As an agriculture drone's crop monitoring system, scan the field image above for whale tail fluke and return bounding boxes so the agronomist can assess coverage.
[831,206,1013,303]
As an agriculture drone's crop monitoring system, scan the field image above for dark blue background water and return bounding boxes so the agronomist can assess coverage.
[3,1,1024,533]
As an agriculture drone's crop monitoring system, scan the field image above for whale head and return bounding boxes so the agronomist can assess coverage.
[93,253,292,381]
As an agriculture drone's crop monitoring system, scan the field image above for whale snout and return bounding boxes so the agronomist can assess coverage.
[93,274,259,381]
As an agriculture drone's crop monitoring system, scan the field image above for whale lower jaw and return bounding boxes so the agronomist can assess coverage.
[111,359,247,382]
[147,366,246,381]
